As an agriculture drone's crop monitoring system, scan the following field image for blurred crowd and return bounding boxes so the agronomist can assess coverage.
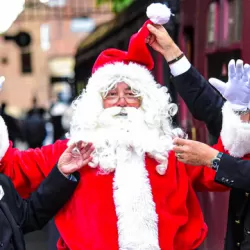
[1,88,73,151]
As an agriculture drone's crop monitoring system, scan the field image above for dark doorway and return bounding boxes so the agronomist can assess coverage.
[207,49,241,82]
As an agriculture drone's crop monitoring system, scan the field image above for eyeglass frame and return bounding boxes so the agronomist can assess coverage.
[101,89,142,104]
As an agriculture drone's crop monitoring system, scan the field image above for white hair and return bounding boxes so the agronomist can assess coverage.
[67,62,185,175]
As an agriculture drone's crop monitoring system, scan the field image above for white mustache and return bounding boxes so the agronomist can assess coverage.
[101,107,138,118]
[98,107,143,128]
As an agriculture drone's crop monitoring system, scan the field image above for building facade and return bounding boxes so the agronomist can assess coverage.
[179,0,249,80]
[0,0,113,116]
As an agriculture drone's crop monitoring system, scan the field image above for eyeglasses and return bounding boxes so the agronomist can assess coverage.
[234,109,250,116]
[103,92,141,104]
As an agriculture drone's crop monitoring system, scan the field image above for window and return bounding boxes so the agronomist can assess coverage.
[223,0,242,43]
[207,1,219,44]
[21,51,32,73]
[227,0,242,42]
[40,24,50,51]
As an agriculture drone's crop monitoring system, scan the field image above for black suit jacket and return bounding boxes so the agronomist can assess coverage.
[0,167,79,250]
[172,66,250,250]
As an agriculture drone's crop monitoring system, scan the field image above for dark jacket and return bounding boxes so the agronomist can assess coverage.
[172,66,250,250]
[0,166,79,250]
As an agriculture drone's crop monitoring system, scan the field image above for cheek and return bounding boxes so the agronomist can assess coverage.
[240,113,250,122]
[103,100,114,108]
[128,102,141,108]
[130,99,141,108]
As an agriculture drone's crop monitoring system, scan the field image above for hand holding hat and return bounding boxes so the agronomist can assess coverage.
[209,59,250,111]
[146,5,183,62]
[92,3,173,74]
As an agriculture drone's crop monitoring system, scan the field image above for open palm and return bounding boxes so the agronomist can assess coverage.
[58,141,94,175]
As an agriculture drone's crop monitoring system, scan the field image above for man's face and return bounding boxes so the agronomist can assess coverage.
[103,82,141,109]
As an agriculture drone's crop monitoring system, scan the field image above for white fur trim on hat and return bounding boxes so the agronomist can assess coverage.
[0,116,9,159]
[87,62,157,94]
[221,101,250,157]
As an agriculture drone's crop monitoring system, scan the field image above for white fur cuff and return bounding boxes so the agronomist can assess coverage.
[0,116,9,159]
[221,101,250,157]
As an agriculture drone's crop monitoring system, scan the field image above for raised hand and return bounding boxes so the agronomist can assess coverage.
[58,141,94,176]
[209,59,250,111]
[146,24,182,61]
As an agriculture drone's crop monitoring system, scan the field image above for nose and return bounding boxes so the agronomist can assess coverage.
[116,97,128,107]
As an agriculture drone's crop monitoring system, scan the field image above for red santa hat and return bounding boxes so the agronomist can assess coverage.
[88,3,172,92]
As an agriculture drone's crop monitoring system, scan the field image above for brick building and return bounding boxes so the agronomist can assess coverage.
[0,0,113,115]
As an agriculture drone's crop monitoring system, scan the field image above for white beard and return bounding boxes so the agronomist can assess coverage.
[68,107,174,175]
[221,102,250,157]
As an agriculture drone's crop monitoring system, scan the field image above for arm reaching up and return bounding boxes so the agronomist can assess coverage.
[147,23,224,138]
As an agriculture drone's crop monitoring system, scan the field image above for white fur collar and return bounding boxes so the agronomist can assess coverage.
[113,147,160,250]
[221,102,250,157]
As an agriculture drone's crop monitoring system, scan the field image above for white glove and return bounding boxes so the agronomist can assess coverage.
[209,59,250,111]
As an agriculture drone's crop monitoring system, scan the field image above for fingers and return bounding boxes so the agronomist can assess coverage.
[172,138,189,154]
[146,34,156,46]
[78,141,91,151]
[147,23,161,36]
[235,59,244,80]
[244,64,250,76]
[80,144,95,160]
[243,63,250,83]
[228,59,236,79]
[208,78,226,95]
[173,137,187,145]
[173,145,184,153]
[77,156,93,170]
[72,141,95,160]
[66,143,78,153]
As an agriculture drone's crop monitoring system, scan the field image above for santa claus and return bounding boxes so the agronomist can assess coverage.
[0,3,230,250]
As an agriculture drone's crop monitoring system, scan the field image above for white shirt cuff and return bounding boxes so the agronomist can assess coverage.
[169,56,191,77]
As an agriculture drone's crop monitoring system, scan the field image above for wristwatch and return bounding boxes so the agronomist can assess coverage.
[210,152,223,171]
[68,174,77,182]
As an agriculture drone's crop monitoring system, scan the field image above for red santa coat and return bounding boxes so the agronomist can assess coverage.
[0,139,229,250]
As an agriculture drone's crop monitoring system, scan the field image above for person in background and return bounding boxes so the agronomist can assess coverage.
[50,85,72,142]
[0,140,94,250]
[147,23,250,250]
[24,97,47,148]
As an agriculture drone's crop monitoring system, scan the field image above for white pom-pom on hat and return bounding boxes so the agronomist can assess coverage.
[146,3,172,25]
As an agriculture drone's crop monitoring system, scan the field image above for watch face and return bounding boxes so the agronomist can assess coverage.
[212,158,220,168]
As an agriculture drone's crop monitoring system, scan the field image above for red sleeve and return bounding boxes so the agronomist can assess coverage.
[185,142,230,192]
[0,139,68,198]
[186,164,229,192]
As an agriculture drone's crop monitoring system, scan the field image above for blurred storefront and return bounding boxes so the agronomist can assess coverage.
[74,0,180,99]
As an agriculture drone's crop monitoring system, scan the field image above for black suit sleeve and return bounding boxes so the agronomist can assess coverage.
[14,166,79,234]
[215,154,250,191]
[171,66,225,139]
